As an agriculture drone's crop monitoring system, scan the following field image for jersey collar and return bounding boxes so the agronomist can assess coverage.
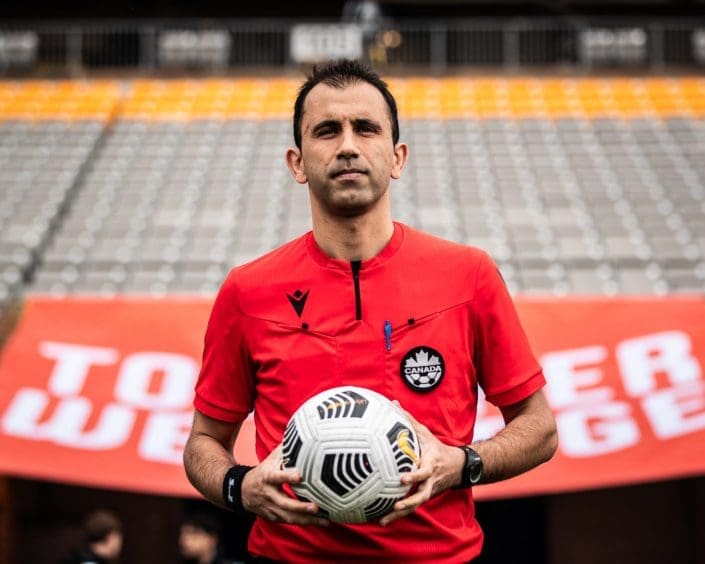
[306,221,405,271]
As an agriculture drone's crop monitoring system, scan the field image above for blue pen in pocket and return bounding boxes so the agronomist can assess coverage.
[384,320,392,351]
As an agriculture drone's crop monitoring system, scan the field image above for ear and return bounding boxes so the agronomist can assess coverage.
[286,147,308,185]
[390,142,408,180]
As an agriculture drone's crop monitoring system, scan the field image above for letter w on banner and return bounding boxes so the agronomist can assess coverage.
[0,297,704,498]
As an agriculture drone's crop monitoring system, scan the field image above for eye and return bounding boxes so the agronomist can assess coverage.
[356,122,381,135]
[313,123,340,138]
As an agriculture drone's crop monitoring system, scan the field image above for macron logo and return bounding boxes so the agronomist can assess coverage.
[287,289,310,317]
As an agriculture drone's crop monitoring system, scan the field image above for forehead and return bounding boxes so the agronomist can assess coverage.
[302,81,390,127]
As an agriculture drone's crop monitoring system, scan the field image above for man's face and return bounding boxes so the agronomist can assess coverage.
[287,81,407,218]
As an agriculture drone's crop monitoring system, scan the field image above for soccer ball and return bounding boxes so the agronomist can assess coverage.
[281,386,420,524]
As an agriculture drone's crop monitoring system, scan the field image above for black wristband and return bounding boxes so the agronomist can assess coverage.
[222,465,255,514]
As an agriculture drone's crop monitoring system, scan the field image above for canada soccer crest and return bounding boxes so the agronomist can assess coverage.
[400,346,445,392]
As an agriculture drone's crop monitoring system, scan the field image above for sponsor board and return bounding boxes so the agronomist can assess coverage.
[0,297,704,499]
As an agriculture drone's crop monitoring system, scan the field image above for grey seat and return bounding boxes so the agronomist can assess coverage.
[3,109,697,298]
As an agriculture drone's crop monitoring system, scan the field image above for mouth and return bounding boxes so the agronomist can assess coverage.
[331,168,368,180]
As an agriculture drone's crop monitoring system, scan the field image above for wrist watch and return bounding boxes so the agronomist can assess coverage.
[456,445,483,488]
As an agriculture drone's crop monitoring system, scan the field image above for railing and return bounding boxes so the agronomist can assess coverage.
[0,18,704,75]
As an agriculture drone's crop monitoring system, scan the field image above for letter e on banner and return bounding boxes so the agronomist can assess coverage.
[542,346,612,408]
[140,411,193,464]
[642,381,705,439]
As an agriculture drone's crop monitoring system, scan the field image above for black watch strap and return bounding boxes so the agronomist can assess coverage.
[455,445,483,488]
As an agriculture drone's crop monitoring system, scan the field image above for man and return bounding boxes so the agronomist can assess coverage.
[59,509,123,564]
[179,513,239,564]
[184,59,558,562]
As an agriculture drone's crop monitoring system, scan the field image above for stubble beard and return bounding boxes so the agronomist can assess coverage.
[312,180,385,219]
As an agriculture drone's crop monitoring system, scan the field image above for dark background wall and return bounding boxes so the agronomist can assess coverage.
[1,0,704,20]
[6,476,705,564]
[547,478,705,564]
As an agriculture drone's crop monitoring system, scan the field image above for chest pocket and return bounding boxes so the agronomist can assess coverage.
[382,304,477,443]
[252,320,341,415]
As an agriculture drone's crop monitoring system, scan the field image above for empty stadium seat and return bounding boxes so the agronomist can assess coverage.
[0,77,702,300]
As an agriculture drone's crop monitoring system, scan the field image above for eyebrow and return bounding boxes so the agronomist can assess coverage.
[310,118,383,137]
[354,118,383,132]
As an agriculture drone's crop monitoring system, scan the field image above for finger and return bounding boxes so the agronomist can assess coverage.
[269,506,330,526]
[264,468,303,486]
[256,494,329,526]
[400,465,432,486]
[380,504,416,526]
[270,491,320,515]
[260,507,282,523]
[380,480,433,527]
[396,479,433,510]
[263,481,329,519]
[262,445,283,467]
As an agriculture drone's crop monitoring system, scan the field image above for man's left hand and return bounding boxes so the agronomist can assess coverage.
[379,406,465,526]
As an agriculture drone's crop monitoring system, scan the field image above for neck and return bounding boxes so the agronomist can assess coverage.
[312,204,394,262]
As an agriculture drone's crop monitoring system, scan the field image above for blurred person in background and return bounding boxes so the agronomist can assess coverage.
[342,0,384,62]
[179,512,240,564]
[59,509,123,564]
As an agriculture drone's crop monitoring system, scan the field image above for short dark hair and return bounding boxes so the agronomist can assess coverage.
[84,510,122,544]
[292,59,400,149]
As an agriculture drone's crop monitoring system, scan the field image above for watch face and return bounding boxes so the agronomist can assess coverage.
[469,458,483,484]
[466,448,483,485]
[456,446,483,489]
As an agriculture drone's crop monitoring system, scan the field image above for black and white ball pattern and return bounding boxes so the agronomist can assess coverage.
[282,386,420,523]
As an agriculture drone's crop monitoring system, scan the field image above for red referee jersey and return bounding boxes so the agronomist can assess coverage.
[195,222,545,562]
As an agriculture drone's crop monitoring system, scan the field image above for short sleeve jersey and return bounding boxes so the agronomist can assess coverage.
[195,222,545,563]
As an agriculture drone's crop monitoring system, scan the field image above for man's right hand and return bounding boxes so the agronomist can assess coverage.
[241,445,330,526]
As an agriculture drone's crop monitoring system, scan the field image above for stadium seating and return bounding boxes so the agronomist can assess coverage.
[1,77,703,304]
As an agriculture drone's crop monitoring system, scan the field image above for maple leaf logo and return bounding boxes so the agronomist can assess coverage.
[405,349,441,368]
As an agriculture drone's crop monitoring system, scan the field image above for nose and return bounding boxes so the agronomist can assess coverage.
[336,124,359,160]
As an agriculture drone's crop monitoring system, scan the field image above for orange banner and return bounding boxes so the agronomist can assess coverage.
[0,296,704,499]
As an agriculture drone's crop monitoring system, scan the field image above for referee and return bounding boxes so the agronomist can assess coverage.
[184,59,557,562]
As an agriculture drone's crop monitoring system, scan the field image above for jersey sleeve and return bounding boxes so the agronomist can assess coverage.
[194,269,255,423]
[473,252,545,407]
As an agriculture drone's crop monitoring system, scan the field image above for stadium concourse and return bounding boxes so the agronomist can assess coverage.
[0,76,705,563]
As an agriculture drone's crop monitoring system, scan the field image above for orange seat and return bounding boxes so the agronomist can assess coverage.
[1,77,702,121]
